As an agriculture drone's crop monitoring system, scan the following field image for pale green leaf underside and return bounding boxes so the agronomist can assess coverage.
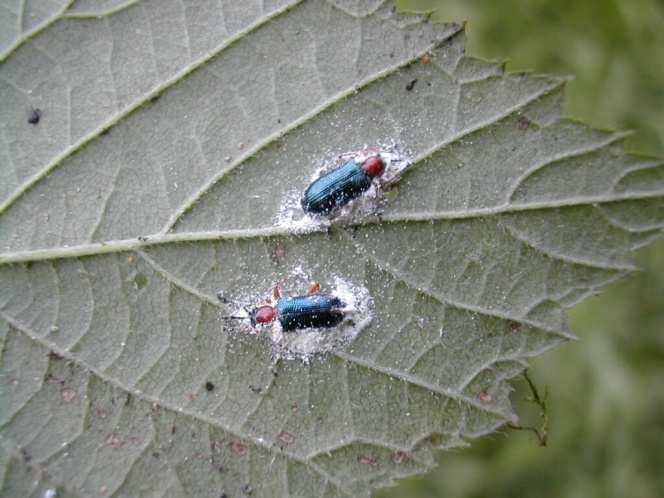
[1,0,663,497]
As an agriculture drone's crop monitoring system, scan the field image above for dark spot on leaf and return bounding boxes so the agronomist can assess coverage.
[152,452,160,458]
[124,393,132,406]
[137,235,149,242]
[216,290,230,303]
[518,116,531,130]
[421,54,432,64]
[241,484,253,495]
[220,494,228,498]
[171,425,177,434]
[21,448,31,462]
[205,381,215,392]
[406,79,418,91]
[48,351,64,361]
[509,321,522,332]
[249,385,262,394]
[134,273,148,289]
[149,93,162,104]
[27,108,41,124]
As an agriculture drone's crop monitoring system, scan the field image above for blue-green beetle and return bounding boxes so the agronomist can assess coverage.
[301,155,385,215]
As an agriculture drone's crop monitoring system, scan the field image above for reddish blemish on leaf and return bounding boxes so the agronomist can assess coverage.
[478,391,493,404]
[231,440,248,457]
[278,431,295,445]
[61,388,76,403]
[391,451,410,464]
[358,455,378,467]
[518,116,531,130]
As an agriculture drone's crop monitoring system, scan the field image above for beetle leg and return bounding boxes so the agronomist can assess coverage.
[273,284,282,300]
[307,282,321,295]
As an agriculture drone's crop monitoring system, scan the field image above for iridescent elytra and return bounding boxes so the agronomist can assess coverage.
[301,155,385,215]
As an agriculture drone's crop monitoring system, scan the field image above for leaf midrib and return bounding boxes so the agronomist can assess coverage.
[0,189,660,266]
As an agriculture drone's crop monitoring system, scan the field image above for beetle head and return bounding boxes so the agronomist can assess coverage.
[361,155,385,177]
[250,305,277,326]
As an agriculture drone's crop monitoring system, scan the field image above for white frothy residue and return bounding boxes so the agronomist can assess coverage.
[221,273,373,363]
[275,143,411,230]
[267,275,373,362]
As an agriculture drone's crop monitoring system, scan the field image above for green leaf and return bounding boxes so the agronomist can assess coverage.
[1,1,663,497]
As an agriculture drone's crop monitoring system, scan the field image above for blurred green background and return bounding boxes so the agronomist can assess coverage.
[379,1,664,497]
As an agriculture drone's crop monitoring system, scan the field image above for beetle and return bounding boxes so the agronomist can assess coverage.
[221,284,345,331]
[301,155,385,215]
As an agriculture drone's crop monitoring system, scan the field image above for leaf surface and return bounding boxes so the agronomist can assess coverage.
[1,1,663,497]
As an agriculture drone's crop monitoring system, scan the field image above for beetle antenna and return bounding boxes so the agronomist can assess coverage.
[216,290,234,303]
[221,315,248,321]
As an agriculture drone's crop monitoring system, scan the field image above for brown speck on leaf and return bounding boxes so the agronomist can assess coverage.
[48,351,64,361]
[421,54,432,64]
[61,388,76,403]
[478,391,493,404]
[231,440,248,457]
[95,407,108,419]
[127,255,136,264]
[277,431,295,445]
[307,282,321,295]
[391,451,409,464]
[509,321,522,332]
[358,455,378,467]
[518,116,531,130]
[171,425,177,435]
